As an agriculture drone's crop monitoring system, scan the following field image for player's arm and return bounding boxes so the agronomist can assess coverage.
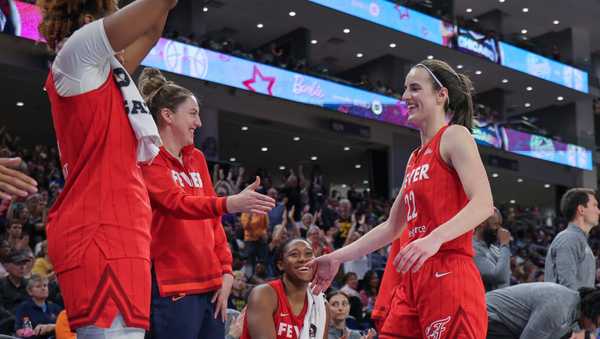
[103,0,177,73]
[142,163,227,219]
[428,125,494,243]
[246,285,278,339]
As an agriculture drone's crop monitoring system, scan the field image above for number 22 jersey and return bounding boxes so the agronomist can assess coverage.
[400,125,473,256]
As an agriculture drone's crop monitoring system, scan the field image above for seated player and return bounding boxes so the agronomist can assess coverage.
[242,238,328,339]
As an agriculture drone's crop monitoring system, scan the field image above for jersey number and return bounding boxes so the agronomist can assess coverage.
[404,191,417,221]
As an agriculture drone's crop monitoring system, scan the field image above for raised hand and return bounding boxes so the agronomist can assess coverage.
[0,158,38,200]
[226,176,275,214]
[307,253,340,294]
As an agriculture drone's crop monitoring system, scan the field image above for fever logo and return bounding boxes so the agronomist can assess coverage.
[425,316,451,339]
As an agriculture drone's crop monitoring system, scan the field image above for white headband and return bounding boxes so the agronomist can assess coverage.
[415,63,450,107]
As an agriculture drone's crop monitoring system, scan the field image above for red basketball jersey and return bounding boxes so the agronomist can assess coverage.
[241,279,308,339]
[400,125,472,256]
[44,70,153,328]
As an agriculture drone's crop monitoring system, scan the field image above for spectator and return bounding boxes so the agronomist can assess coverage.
[545,188,598,290]
[340,272,360,298]
[31,241,54,280]
[6,223,29,252]
[358,271,380,317]
[248,261,268,286]
[473,208,512,291]
[266,188,285,230]
[0,239,10,278]
[327,290,375,339]
[0,249,31,334]
[307,225,332,257]
[14,274,62,339]
[228,271,249,312]
[334,199,353,248]
[240,212,269,276]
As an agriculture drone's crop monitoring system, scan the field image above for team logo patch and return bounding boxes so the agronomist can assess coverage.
[425,316,451,339]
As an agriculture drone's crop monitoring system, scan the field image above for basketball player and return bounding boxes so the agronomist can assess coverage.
[36,0,177,337]
[137,67,275,339]
[242,238,328,339]
[309,59,493,339]
[486,283,600,339]
[0,157,38,200]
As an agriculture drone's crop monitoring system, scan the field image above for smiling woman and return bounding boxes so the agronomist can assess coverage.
[242,238,328,339]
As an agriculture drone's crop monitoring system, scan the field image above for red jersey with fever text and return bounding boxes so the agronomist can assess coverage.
[241,279,308,339]
[44,19,153,330]
[141,146,232,297]
[400,125,472,256]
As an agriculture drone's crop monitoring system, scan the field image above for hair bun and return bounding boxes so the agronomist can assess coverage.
[138,67,168,101]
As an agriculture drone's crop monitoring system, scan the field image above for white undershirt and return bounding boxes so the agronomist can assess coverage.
[51,19,115,97]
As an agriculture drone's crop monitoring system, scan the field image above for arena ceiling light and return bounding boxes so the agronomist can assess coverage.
[502,79,509,84]
[279,166,286,170]
[342,184,347,188]
[427,55,434,60]
[311,40,318,45]
[553,20,560,25]
[526,86,533,91]
[16,101,24,107]
[521,29,528,34]
[343,146,351,151]
[289,11,296,17]
[343,28,351,34]
[498,0,505,3]
[524,102,531,108]
[456,64,464,69]
[544,184,551,188]
[363,180,369,184]
[229,157,237,162]
[522,7,529,13]
[557,96,564,101]
[492,173,499,178]
[261,147,268,152]
[475,70,482,75]
[466,8,473,13]
[202,7,208,12]
[257,23,264,29]
[509,200,516,204]
[517,178,523,183]
[355,164,362,169]
[310,156,318,161]
[293,136,301,141]
[241,126,249,131]
[389,43,397,48]
[356,53,364,58]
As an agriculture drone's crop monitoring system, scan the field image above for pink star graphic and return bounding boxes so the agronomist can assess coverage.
[242,65,276,96]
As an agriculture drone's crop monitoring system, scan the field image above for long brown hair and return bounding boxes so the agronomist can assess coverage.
[37,0,118,51]
[415,59,475,131]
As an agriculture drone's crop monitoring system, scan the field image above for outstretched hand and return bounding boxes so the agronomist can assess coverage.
[226,176,275,214]
[307,254,340,294]
[0,158,38,200]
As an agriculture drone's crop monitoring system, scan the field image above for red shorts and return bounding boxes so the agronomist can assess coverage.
[51,224,151,330]
[380,253,487,339]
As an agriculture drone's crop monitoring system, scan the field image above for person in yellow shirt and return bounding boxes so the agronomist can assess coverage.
[240,212,269,276]
[32,241,54,280]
